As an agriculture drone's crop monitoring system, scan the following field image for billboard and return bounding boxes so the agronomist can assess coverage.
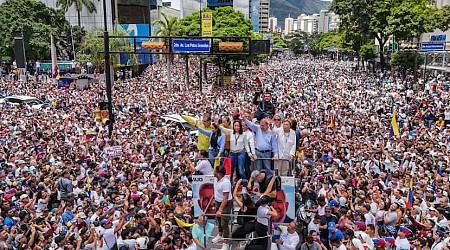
[207,0,233,7]
[250,0,260,32]
[202,12,213,37]
[192,175,215,217]
[120,24,158,64]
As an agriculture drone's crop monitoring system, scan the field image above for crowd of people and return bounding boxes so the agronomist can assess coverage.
[0,53,449,250]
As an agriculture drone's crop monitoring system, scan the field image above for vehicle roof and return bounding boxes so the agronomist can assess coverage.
[4,95,39,100]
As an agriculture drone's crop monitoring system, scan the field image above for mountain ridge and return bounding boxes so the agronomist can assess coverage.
[270,0,331,28]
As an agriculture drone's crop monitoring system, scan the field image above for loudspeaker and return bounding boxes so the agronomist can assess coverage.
[14,37,26,68]
[251,40,270,54]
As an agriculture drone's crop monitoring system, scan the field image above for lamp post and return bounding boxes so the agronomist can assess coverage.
[103,0,113,138]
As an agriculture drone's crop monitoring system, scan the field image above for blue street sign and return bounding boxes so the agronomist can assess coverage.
[421,42,444,51]
[172,39,211,53]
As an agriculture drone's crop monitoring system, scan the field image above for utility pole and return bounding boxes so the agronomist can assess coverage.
[148,0,153,64]
[103,0,113,138]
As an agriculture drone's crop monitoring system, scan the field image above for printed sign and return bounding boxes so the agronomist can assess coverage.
[172,39,211,53]
[192,175,215,217]
[202,12,213,37]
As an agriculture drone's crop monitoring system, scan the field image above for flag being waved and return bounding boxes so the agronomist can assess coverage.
[390,112,400,138]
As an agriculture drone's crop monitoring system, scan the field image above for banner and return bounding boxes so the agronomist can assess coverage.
[202,12,213,37]
[272,177,295,224]
[192,175,215,217]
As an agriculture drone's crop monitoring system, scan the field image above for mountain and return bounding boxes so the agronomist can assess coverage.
[271,0,331,28]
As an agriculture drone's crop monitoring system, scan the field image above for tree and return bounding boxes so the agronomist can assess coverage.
[56,0,97,27]
[178,7,257,86]
[286,31,321,56]
[359,43,377,70]
[391,50,424,81]
[153,13,182,90]
[77,28,133,69]
[0,0,74,60]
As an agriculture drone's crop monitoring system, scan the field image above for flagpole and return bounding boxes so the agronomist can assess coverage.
[50,34,57,84]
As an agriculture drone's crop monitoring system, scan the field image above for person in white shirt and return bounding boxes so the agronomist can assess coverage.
[395,227,411,250]
[430,230,445,250]
[220,121,248,180]
[99,213,127,250]
[211,166,233,250]
[185,151,213,175]
[330,235,347,250]
[276,222,300,250]
[243,122,256,179]
[273,119,296,176]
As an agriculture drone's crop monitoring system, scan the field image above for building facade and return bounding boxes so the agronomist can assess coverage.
[283,10,338,35]
[269,17,277,32]
[259,0,270,32]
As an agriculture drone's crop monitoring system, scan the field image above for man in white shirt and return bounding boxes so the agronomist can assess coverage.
[276,222,300,250]
[185,151,214,175]
[211,166,233,250]
[330,236,347,250]
[395,227,411,250]
[100,213,127,250]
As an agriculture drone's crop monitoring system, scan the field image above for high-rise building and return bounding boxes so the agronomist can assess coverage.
[234,1,250,18]
[284,15,294,35]
[259,0,270,32]
[268,17,277,32]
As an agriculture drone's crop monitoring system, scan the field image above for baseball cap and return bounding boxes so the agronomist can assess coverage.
[100,216,112,226]
[324,206,332,212]
[328,200,339,207]
[77,212,87,219]
[328,222,336,230]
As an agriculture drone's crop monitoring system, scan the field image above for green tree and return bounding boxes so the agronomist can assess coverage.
[391,50,424,81]
[153,12,182,90]
[286,31,321,56]
[359,43,377,70]
[318,31,343,51]
[56,0,97,27]
[0,0,74,60]
[77,28,133,68]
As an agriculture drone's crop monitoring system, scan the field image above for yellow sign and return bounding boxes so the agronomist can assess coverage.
[202,12,213,37]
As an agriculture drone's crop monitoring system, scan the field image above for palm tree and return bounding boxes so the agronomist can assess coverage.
[152,13,181,91]
[56,0,97,27]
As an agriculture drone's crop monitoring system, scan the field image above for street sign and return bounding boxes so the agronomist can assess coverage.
[172,39,211,53]
[421,42,444,51]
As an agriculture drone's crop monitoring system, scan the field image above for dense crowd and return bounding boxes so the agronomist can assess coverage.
[0,54,449,250]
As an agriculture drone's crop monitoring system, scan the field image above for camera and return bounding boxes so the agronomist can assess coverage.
[241,179,248,187]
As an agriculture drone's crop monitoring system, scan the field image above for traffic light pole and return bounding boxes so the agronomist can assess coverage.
[199,1,203,93]
[103,0,113,139]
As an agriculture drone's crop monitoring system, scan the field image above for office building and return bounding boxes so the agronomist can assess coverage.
[268,17,277,32]
[259,0,270,32]
[234,1,250,18]
[284,15,294,35]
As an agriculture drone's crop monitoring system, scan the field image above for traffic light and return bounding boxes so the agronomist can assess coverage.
[400,43,417,50]
[141,42,165,50]
[97,102,110,125]
[218,42,243,52]
[389,42,399,52]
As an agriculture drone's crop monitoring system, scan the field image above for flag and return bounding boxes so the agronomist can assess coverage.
[52,65,58,78]
[406,178,413,209]
[329,115,336,128]
[390,112,400,138]
[85,131,97,141]
[255,76,262,85]
[264,71,273,81]
[175,217,194,228]
[213,157,231,175]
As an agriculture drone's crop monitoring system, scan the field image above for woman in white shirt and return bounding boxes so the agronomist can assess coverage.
[254,196,278,250]
[220,121,248,180]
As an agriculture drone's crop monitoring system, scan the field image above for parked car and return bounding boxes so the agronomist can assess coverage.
[0,95,48,109]
[160,114,198,134]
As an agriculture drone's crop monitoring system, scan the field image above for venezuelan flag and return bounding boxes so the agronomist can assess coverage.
[390,112,400,138]
[406,178,413,209]
[175,217,194,228]
[255,76,262,85]
[52,65,58,78]
[85,131,97,141]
